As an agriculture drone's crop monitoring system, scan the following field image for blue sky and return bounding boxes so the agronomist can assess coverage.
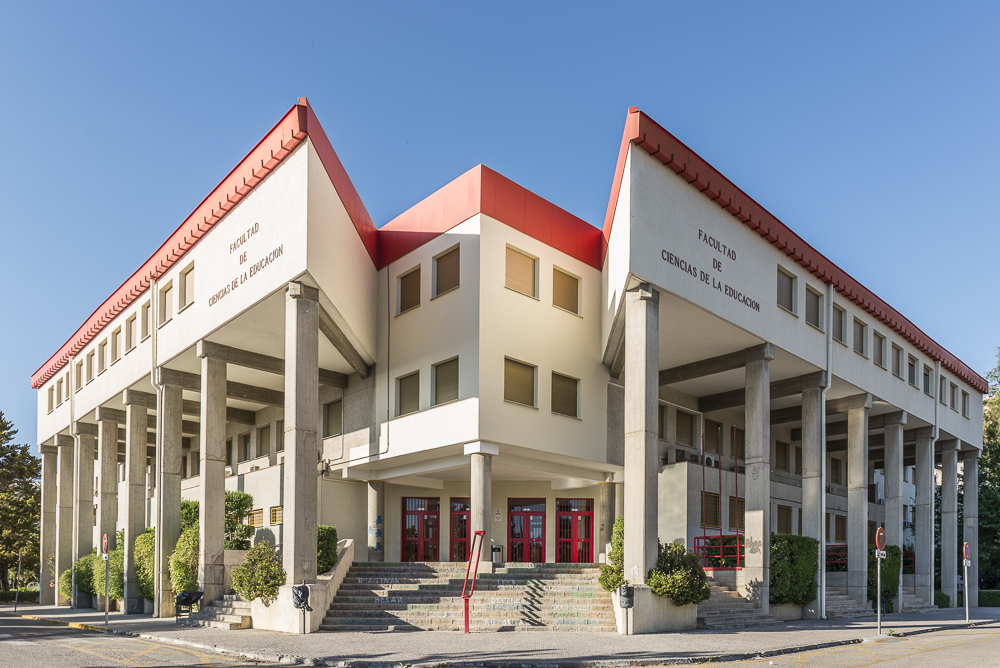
[2,2,998,447]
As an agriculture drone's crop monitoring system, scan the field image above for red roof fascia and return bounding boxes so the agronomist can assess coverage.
[31,98,376,390]
[601,108,987,394]
[379,164,602,270]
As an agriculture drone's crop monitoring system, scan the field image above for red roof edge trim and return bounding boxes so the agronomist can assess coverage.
[600,107,641,263]
[610,108,986,394]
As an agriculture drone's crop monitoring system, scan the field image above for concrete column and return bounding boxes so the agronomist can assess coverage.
[623,284,659,583]
[467,442,497,563]
[914,429,935,605]
[71,428,95,605]
[940,440,958,607]
[846,398,870,605]
[283,281,319,584]
[197,344,227,604]
[743,346,774,610]
[599,482,616,562]
[615,482,624,520]
[55,435,74,606]
[39,444,58,605]
[122,394,148,613]
[964,454,979,607]
[96,412,119,553]
[367,481,385,562]
[883,415,906,612]
[800,385,823,619]
[154,378,183,617]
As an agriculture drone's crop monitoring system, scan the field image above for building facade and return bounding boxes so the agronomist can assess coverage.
[33,100,984,627]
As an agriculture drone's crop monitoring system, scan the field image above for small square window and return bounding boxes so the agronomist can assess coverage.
[98,340,108,374]
[270,506,284,525]
[505,247,536,298]
[47,387,54,413]
[777,268,795,313]
[433,358,459,406]
[907,356,917,386]
[141,301,151,340]
[397,372,419,416]
[835,515,847,543]
[434,246,460,297]
[701,492,720,528]
[551,372,579,418]
[248,509,263,527]
[676,411,694,447]
[55,379,63,406]
[805,288,822,328]
[503,358,535,407]
[553,268,580,315]
[398,266,421,314]
[853,319,866,356]
[159,282,173,325]
[832,306,845,343]
[125,315,137,352]
[892,345,903,378]
[324,400,343,437]
[75,360,83,390]
[777,505,793,535]
[86,351,95,383]
[111,327,122,363]
[180,264,195,309]
[873,332,885,368]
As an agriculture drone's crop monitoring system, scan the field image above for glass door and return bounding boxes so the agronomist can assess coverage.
[450,498,471,562]
[402,497,440,562]
[508,499,545,563]
[556,498,594,563]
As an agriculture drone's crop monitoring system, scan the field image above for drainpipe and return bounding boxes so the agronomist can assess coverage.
[820,283,834,620]
[150,278,164,617]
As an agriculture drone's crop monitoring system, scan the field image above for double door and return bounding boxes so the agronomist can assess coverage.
[450,498,470,562]
[556,498,594,563]
[508,499,546,563]
[402,497,440,562]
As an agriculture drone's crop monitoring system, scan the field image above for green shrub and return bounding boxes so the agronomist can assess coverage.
[231,540,286,604]
[647,541,711,606]
[61,552,98,599]
[169,526,200,594]
[181,500,199,532]
[58,567,73,601]
[701,535,743,568]
[935,589,951,608]
[979,590,1000,606]
[317,525,339,574]
[224,491,255,549]
[0,588,39,603]
[598,516,624,593]
[93,530,125,600]
[134,527,156,602]
[867,544,901,602]
[770,534,819,606]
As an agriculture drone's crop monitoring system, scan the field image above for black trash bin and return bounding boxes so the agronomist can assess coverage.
[492,545,503,565]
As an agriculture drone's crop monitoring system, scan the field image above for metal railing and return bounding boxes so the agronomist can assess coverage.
[826,543,848,572]
[693,534,744,569]
[903,550,915,574]
[460,530,485,634]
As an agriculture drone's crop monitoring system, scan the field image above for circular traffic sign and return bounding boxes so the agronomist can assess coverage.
[102,533,109,555]
[964,542,971,560]
[875,526,887,551]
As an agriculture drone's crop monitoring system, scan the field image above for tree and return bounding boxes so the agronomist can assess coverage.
[224,491,255,549]
[978,349,1000,587]
[0,412,41,592]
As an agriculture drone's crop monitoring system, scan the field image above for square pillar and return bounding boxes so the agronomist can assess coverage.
[196,343,227,604]
[95,410,120,554]
[914,428,935,605]
[122,393,149,613]
[39,444,58,605]
[964,454,979,607]
[367,481,385,562]
[743,345,775,611]
[846,396,871,605]
[883,413,907,612]
[940,440,959,607]
[467,441,498,563]
[154,377,183,617]
[599,482,616,563]
[55,434,74,606]
[283,282,319,584]
[623,284,659,582]
[71,428,95,605]
[800,384,823,619]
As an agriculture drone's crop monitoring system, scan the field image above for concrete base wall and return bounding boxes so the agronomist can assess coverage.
[223,550,248,594]
[612,587,697,634]
[771,603,802,621]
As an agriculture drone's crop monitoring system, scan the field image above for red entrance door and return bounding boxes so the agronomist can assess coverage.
[556,499,594,563]
[450,498,471,562]
[508,499,545,563]
[402,498,440,562]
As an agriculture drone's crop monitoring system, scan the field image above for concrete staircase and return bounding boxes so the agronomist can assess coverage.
[322,562,616,632]
[188,593,253,630]
[900,591,938,613]
[696,580,778,629]
[825,591,875,619]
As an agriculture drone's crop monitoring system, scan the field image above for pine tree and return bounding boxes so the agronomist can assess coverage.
[0,412,41,592]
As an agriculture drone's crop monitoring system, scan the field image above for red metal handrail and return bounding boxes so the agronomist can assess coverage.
[903,550,915,574]
[461,530,485,634]
[693,534,744,569]
[826,543,848,571]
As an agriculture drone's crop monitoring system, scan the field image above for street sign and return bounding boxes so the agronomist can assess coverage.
[876,550,887,559]
[102,553,109,561]
[964,542,971,560]
[965,559,972,567]
[963,542,971,623]
[102,533,109,554]
[875,527,887,551]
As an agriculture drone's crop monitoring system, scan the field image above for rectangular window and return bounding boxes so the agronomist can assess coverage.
[433,358,459,406]
[180,264,195,309]
[551,372,579,418]
[835,515,847,543]
[276,420,284,452]
[248,509,263,527]
[704,419,722,454]
[159,282,173,325]
[553,268,580,314]
[141,301,151,340]
[777,268,795,313]
[397,372,419,416]
[98,340,107,374]
[503,358,535,407]
[75,360,83,390]
[795,445,803,476]
[830,457,842,485]
[951,383,958,411]
[434,246,460,296]
[505,246,536,297]
[853,319,866,356]
[701,492,720,528]
[868,520,877,545]
[675,411,694,448]
[832,306,845,343]
[86,351,95,383]
[805,288,821,328]
[940,377,948,404]
[55,379,63,406]
[658,405,668,440]
[240,433,251,462]
[324,400,343,437]
[398,267,420,314]
[192,448,200,476]
[892,345,902,377]
[873,332,885,368]
[126,315,136,352]
[963,391,970,418]
[728,496,746,531]
[732,427,745,460]
[907,356,917,386]
[111,327,122,363]
[181,456,188,478]
[226,439,233,467]
[258,425,271,457]
[776,441,789,471]
[777,505,793,535]
[270,506,283,525]
[923,366,932,395]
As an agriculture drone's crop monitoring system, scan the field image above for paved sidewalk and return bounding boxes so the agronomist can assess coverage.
[2,603,998,666]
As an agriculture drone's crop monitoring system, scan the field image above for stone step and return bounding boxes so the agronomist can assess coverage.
[202,601,251,612]
[700,619,780,630]
[324,608,616,620]
[188,612,252,630]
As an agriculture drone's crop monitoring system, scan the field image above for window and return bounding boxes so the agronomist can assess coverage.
[159,281,173,325]
[125,315,137,352]
[923,366,933,396]
[963,391,970,418]
[181,456,188,478]
[551,372,579,418]
[704,419,722,454]
[732,427,745,459]
[795,445,803,476]
[676,411,694,447]
[398,267,420,313]
[433,246,460,296]
[505,246,536,297]
[226,439,233,467]
[658,405,668,440]
[832,306,845,343]
[892,345,902,378]
[270,506,283,525]
[728,496,746,531]
[191,450,199,476]
[873,333,885,368]
[940,377,948,405]
[111,327,122,363]
[180,264,195,309]
[868,520,877,545]
[141,301,151,340]
[853,319,866,356]
[777,505,793,535]
[75,360,83,390]
[98,340,107,374]
[553,268,579,314]
[776,441,789,471]
[248,509,263,527]
[503,358,535,407]
[835,515,847,543]
[805,288,822,328]
[830,457,842,485]
[56,379,63,405]
[276,420,284,452]
[777,268,795,313]
[907,356,917,386]
[950,383,959,411]
[433,358,459,406]
[701,492,720,528]
[86,351,95,383]
[47,386,54,412]
[258,425,271,457]
[324,400,343,437]
[397,372,419,416]
[240,433,251,462]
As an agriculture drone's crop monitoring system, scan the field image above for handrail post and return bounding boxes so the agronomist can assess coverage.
[461,530,485,634]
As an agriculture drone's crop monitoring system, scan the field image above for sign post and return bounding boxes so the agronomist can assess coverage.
[13,549,22,612]
[963,542,971,623]
[102,533,110,625]
[875,527,887,635]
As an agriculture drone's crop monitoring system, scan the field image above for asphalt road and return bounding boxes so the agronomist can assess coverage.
[708,624,1000,667]
[0,614,258,667]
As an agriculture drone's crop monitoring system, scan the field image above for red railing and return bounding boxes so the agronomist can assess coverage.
[693,534,744,569]
[826,543,848,571]
[461,530,485,634]
[903,550,915,574]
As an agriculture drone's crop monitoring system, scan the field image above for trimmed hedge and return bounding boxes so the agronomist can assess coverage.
[979,590,1000,607]
[169,527,199,594]
[770,534,819,606]
[60,553,98,600]
[868,544,901,601]
[0,588,39,603]
[598,516,624,593]
[647,541,711,606]
[181,500,199,532]
[93,530,125,601]
[935,589,951,608]
[317,525,339,574]
[231,540,286,605]
[134,527,156,602]
[224,491,255,550]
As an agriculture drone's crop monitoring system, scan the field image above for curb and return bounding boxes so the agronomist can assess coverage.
[1,609,997,666]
